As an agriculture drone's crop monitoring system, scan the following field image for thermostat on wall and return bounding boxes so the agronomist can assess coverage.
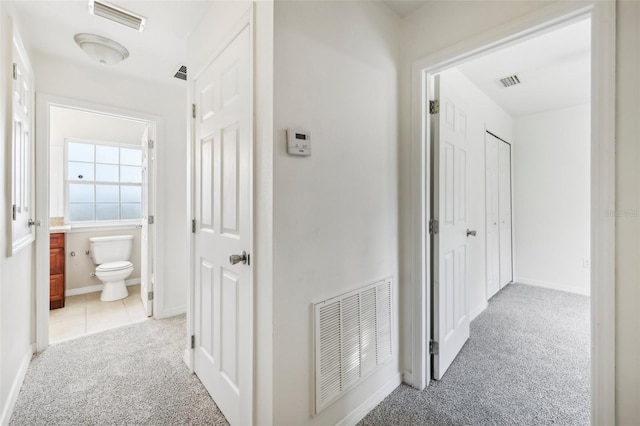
[287,129,311,156]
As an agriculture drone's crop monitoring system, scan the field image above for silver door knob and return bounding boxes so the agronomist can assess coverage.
[28,219,41,227]
[229,251,248,265]
[466,229,477,237]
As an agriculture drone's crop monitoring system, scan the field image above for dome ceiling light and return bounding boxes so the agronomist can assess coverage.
[74,33,129,65]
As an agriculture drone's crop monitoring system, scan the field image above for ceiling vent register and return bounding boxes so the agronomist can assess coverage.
[89,0,146,32]
[500,74,521,88]
[174,65,187,81]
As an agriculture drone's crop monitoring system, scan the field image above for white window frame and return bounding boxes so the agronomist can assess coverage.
[64,138,143,226]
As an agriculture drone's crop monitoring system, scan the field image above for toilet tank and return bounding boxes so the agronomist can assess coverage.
[89,235,134,265]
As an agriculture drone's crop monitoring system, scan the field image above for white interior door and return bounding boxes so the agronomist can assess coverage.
[498,140,513,287]
[10,22,35,256]
[432,74,470,380]
[485,133,500,299]
[140,125,153,316]
[193,23,252,426]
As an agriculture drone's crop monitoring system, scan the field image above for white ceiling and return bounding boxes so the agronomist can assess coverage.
[382,0,428,18]
[7,0,210,87]
[456,19,591,117]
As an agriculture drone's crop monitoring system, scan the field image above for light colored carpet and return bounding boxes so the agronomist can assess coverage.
[10,315,229,426]
[359,283,590,426]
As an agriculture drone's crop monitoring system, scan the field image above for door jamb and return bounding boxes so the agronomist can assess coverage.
[408,2,615,424]
[35,94,161,352]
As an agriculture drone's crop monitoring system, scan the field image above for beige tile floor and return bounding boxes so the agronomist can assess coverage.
[49,284,149,344]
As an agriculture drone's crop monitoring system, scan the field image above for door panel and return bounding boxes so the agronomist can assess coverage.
[485,134,500,299]
[498,141,513,287]
[432,74,470,380]
[10,23,35,255]
[193,23,252,426]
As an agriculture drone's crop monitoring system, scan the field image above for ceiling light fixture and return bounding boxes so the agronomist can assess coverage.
[74,33,129,65]
[88,0,146,32]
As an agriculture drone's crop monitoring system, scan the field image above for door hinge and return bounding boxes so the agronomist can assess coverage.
[429,219,439,235]
[148,140,154,149]
[12,63,17,80]
[429,340,439,355]
[148,215,154,224]
[12,204,17,221]
[429,100,439,115]
[147,291,154,301]
[191,219,196,233]
[191,334,195,349]
[192,104,196,119]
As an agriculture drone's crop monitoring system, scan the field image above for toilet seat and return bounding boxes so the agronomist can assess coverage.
[96,260,133,272]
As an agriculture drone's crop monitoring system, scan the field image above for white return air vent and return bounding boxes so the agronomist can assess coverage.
[89,0,146,32]
[314,278,392,414]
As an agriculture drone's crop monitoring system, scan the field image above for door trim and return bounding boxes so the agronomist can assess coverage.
[186,6,255,425]
[408,2,615,424]
[35,94,161,352]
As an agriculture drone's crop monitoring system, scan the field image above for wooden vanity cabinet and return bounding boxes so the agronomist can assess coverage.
[50,233,65,309]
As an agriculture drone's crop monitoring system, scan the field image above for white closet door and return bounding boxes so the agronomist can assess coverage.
[485,134,500,299]
[498,141,513,287]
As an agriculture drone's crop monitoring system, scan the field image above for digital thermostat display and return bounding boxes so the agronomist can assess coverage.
[287,129,311,156]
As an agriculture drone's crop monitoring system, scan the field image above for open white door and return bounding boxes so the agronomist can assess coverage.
[140,125,153,316]
[432,74,470,380]
[193,22,252,426]
[9,20,35,256]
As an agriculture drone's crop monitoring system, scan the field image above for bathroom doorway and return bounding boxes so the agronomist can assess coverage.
[35,96,159,347]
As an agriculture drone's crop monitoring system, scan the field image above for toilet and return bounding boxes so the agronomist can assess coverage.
[89,235,134,302]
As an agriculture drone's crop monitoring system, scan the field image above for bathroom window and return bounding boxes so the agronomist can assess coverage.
[65,141,143,223]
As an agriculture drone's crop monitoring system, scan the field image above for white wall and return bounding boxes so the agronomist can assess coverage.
[273,2,400,424]
[439,68,514,318]
[49,106,147,218]
[0,7,35,424]
[32,52,188,319]
[514,103,590,295]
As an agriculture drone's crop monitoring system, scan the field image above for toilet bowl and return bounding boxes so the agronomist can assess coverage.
[95,261,133,302]
[89,235,134,302]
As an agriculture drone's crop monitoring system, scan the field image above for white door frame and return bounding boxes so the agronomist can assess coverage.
[408,2,615,424]
[35,94,162,352]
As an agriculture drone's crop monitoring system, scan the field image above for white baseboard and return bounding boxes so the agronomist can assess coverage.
[335,373,402,426]
[0,344,33,426]
[516,277,590,296]
[469,301,488,321]
[183,348,192,371]
[65,278,141,297]
[155,305,187,320]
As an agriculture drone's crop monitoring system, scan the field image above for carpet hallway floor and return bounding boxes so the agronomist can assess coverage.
[10,315,229,425]
[359,284,590,426]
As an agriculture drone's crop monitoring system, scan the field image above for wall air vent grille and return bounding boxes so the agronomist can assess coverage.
[174,65,187,81]
[89,0,146,32]
[500,74,521,88]
[314,278,393,414]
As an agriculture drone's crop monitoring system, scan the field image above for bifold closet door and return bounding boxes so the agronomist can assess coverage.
[485,134,500,299]
[498,141,513,288]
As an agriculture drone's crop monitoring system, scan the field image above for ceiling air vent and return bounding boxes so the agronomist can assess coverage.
[500,74,521,88]
[89,0,146,32]
[173,65,187,81]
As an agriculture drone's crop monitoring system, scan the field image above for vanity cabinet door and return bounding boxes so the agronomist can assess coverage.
[50,233,65,309]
